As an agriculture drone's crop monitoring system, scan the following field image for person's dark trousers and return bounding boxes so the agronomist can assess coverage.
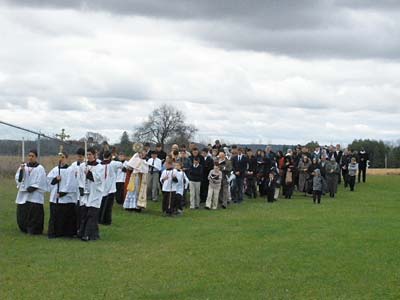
[285,185,293,199]
[234,176,244,203]
[115,182,125,205]
[266,189,275,202]
[162,191,176,215]
[200,180,209,203]
[99,193,114,225]
[313,191,322,204]
[79,206,100,240]
[175,194,183,211]
[16,202,44,235]
[48,202,77,238]
[247,177,257,198]
[342,170,349,188]
[358,167,367,183]
[348,176,356,191]
[230,179,237,202]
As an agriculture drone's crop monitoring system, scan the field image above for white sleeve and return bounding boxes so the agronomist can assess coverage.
[184,173,189,189]
[31,165,49,192]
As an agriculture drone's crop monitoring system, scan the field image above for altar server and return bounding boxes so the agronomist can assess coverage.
[78,148,105,241]
[15,149,48,235]
[98,151,123,225]
[47,152,78,238]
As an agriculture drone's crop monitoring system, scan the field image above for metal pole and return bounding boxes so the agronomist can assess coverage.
[37,133,41,162]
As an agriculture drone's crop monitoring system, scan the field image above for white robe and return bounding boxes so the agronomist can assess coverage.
[116,161,128,183]
[15,164,48,205]
[123,154,149,209]
[160,169,178,192]
[102,160,123,197]
[47,166,78,204]
[79,162,105,208]
[175,170,189,196]
[70,161,85,202]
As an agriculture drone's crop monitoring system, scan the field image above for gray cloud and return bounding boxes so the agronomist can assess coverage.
[5,0,400,59]
[0,1,399,145]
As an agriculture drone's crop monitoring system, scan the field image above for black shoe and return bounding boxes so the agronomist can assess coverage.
[205,206,210,210]
[222,205,226,209]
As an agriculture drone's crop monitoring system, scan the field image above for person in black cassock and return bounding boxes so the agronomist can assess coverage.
[358,148,369,183]
[47,151,78,238]
[15,149,48,235]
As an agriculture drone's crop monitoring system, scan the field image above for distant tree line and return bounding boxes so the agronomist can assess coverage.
[0,105,399,168]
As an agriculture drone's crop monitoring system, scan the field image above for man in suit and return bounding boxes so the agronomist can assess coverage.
[358,148,369,183]
[231,147,248,203]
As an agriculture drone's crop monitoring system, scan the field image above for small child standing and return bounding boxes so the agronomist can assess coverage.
[160,159,178,216]
[174,161,189,214]
[312,169,324,204]
[264,171,277,203]
[347,157,359,191]
[205,163,222,210]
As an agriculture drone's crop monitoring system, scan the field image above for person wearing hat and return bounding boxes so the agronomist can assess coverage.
[15,149,49,235]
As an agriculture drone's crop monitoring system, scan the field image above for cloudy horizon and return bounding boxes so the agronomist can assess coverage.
[1,0,400,146]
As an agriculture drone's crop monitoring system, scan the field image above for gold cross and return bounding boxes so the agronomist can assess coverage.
[56,128,70,153]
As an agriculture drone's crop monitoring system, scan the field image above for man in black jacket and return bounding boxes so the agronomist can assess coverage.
[200,148,214,202]
[358,148,369,183]
[188,158,203,209]
[245,149,257,198]
[231,147,248,203]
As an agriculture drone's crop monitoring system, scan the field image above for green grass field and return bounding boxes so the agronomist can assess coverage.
[1,176,399,300]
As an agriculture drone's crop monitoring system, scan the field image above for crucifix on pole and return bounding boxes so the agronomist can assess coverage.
[56,128,70,153]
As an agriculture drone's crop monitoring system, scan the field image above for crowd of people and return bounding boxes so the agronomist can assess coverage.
[14,140,369,241]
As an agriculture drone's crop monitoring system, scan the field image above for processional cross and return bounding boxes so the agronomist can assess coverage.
[56,128,70,153]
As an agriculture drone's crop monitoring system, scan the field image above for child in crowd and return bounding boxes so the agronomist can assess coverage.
[347,157,359,191]
[312,169,324,204]
[264,170,277,203]
[160,158,178,216]
[174,161,189,214]
[205,163,222,210]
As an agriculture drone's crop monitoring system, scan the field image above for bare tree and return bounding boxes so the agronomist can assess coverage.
[79,132,109,145]
[133,104,197,148]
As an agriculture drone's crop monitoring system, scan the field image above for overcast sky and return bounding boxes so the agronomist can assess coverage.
[1,0,399,146]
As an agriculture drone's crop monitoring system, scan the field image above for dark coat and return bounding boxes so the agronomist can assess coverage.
[188,165,203,182]
[232,154,248,178]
